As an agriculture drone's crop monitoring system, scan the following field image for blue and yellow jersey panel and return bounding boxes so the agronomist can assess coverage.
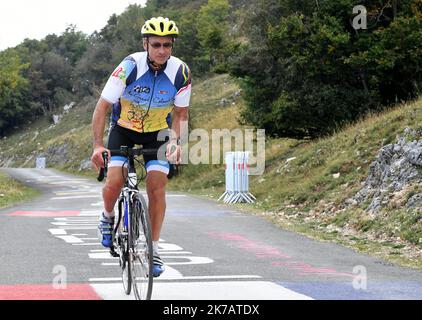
[101,52,191,133]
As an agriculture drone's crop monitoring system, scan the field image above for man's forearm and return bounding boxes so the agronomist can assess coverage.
[92,99,111,148]
[92,117,106,148]
[171,108,189,142]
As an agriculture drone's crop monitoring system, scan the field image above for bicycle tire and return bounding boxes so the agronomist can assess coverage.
[119,198,132,295]
[130,193,153,300]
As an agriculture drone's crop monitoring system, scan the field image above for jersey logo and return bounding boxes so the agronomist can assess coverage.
[112,66,126,81]
[133,85,151,94]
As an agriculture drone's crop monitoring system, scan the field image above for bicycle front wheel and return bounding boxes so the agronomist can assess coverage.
[129,193,153,300]
[118,198,131,295]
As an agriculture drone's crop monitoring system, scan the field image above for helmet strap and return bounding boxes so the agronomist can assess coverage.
[145,39,174,71]
[147,54,161,70]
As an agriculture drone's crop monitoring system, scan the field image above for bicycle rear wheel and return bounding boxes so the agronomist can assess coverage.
[129,193,153,300]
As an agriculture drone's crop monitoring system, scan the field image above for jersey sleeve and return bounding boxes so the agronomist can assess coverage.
[101,56,137,104]
[174,62,192,108]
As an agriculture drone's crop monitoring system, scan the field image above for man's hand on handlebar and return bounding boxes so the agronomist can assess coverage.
[91,146,111,171]
[166,140,181,165]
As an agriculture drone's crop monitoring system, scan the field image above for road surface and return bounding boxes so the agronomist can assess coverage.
[0,168,421,300]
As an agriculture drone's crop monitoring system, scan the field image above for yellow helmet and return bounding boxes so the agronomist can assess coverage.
[142,17,179,38]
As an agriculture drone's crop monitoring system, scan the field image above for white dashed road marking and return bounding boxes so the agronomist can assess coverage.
[44,184,312,300]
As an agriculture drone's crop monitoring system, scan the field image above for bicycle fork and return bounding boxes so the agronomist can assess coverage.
[109,193,128,258]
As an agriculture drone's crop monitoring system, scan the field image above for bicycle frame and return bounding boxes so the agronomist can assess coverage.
[98,146,155,300]
[113,149,141,244]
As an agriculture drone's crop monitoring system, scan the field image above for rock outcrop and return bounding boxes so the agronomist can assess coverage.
[349,127,422,212]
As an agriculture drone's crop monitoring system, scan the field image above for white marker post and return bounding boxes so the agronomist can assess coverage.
[218,152,256,204]
[36,157,46,169]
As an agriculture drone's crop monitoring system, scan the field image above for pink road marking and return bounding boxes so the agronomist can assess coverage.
[271,261,355,278]
[207,231,355,278]
[207,232,291,259]
[7,211,81,217]
[0,284,101,300]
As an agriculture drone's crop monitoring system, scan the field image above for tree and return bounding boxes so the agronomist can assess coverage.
[0,49,30,134]
[229,0,422,139]
[196,0,234,72]
[73,38,114,97]
[57,25,88,65]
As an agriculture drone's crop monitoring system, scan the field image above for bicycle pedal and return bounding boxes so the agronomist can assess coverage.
[109,247,119,257]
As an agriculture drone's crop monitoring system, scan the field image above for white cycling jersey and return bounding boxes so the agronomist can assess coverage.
[101,52,191,133]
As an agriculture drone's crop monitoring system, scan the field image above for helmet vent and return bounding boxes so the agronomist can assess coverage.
[149,23,156,31]
[160,22,164,32]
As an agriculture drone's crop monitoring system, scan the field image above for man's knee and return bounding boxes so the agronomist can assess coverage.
[103,168,125,196]
[149,186,166,200]
[146,172,167,199]
[103,182,122,195]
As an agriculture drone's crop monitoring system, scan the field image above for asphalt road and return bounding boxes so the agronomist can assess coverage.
[0,168,421,300]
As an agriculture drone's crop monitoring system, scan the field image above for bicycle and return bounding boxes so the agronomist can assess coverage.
[97,146,156,300]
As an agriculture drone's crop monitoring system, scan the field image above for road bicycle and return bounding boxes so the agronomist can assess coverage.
[97,146,155,300]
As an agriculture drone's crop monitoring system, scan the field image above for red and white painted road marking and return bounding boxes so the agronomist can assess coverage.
[2,209,318,299]
[6,211,81,217]
[0,284,101,300]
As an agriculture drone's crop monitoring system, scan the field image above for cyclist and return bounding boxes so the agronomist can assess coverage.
[90,17,191,277]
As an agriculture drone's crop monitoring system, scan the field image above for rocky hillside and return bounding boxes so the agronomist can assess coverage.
[0,96,95,172]
[350,127,422,212]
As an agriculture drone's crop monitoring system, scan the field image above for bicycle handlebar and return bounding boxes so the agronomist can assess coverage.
[109,147,158,158]
[96,147,159,182]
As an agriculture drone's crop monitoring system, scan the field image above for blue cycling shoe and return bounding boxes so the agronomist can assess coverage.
[98,213,115,248]
[152,254,165,277]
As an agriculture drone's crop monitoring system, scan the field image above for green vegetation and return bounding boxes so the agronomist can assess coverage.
[229,0,422,138]
[2,1,421,138]
[0,0,239,135]
[0,1,420,268]
[0,171,40,209]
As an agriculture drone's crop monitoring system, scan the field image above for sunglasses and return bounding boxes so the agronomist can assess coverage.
[149,42,173,49]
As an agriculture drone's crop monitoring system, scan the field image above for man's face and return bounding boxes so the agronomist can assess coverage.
[143,36,173,65]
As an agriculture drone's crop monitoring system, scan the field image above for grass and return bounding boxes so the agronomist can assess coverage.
[0,171,40,209]
[0,73,421,268]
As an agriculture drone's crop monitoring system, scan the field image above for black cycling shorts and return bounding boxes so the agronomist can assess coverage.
[107,124,171,175]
